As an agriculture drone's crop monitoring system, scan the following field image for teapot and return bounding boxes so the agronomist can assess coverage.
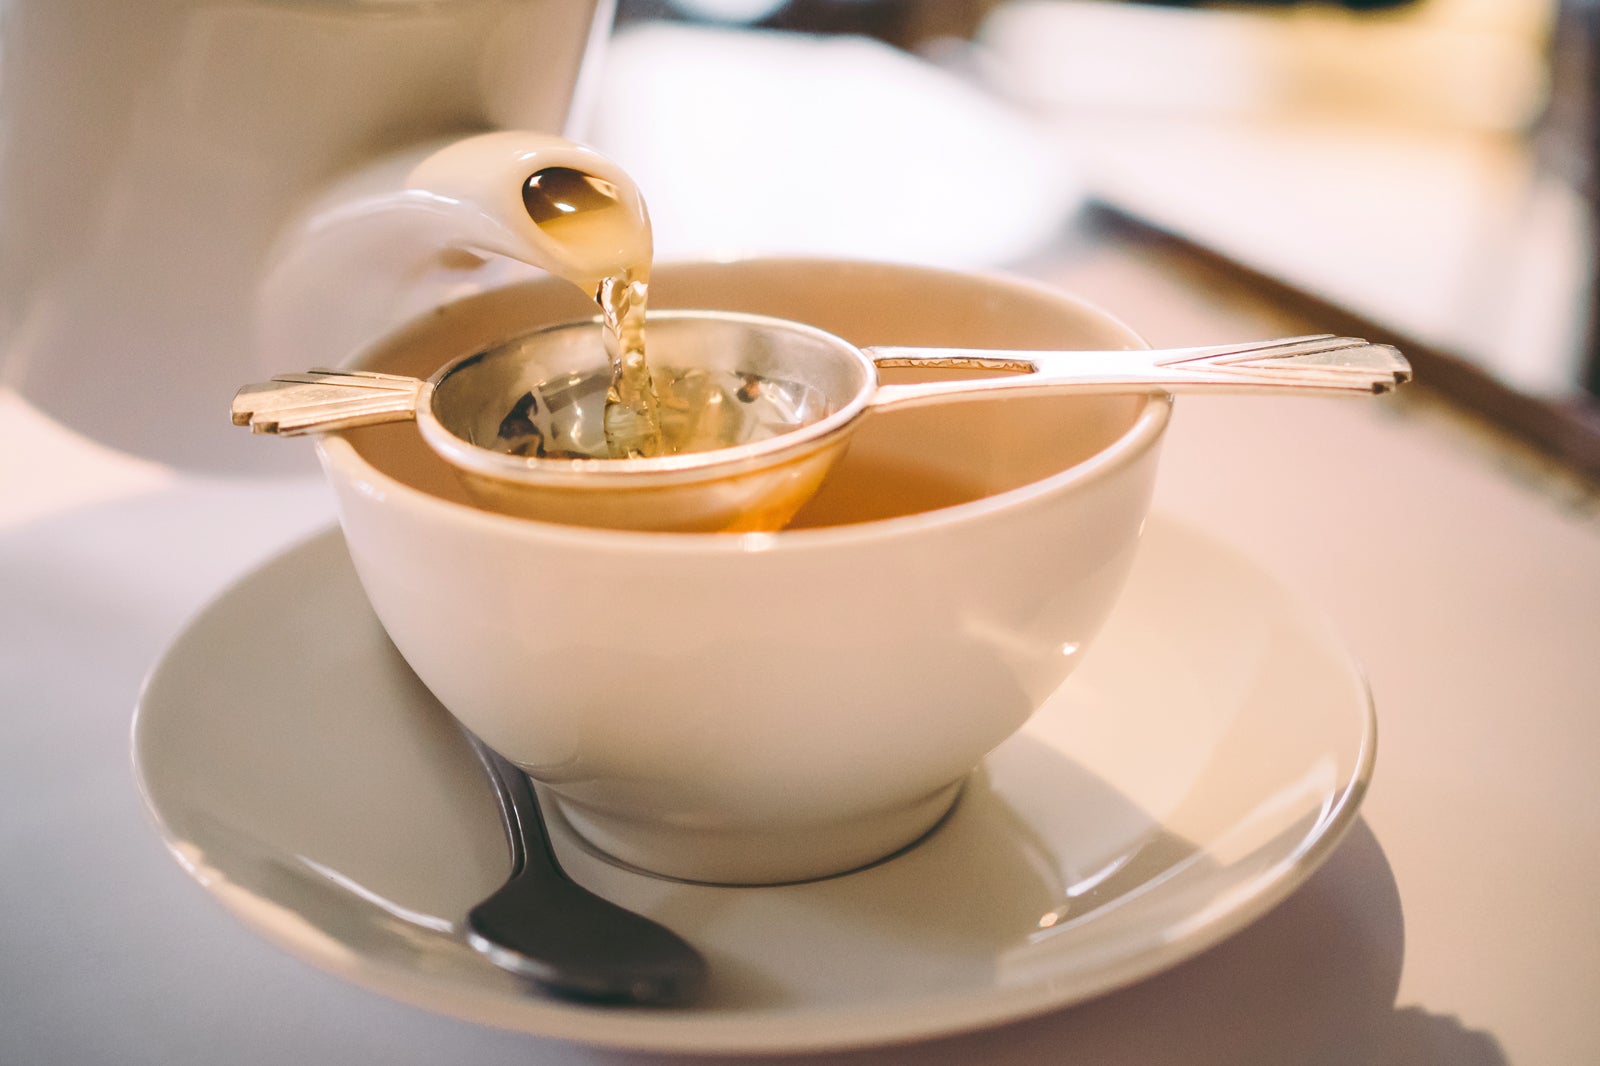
[0,0,613,472]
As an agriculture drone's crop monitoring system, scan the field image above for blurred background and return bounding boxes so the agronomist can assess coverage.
[582,0,1599,478]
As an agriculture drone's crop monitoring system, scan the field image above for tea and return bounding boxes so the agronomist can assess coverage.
[521,166,663,458]
[485,363,828,460]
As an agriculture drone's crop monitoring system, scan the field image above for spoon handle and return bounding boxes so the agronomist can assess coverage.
[231,369,424,435]
[866,335,1411,412]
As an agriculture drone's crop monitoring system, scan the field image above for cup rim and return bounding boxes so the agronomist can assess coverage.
[318,257,1172,552]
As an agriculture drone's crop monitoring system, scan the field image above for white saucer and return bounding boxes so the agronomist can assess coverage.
[133,516,1373,1054]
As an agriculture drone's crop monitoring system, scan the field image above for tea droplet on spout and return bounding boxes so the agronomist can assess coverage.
[521,167,646,289]
[522,166,619,224]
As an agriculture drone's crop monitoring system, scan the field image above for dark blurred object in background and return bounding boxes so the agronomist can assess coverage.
[618,0,1421,51]
[1544,0,1600,398]
[615,0,1001,46]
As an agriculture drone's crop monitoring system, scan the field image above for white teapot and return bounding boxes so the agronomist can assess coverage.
[0,0,613,471]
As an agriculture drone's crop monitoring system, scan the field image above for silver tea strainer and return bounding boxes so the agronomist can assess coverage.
[233,310,1410,532]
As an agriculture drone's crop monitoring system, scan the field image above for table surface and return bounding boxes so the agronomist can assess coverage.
[3,214,1597,1065]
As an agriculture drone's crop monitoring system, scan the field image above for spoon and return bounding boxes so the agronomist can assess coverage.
[461,729,707,1004]
[232,311,1410,531]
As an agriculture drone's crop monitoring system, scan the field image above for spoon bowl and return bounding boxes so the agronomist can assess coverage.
[462,729,707,1004]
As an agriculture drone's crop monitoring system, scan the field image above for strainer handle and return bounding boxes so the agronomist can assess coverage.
[865,335,1410,412]
[231,369,425,435]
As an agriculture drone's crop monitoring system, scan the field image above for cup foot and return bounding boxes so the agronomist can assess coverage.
[545,780,966,886]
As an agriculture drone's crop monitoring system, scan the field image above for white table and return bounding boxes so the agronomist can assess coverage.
[4,224,1597,1064]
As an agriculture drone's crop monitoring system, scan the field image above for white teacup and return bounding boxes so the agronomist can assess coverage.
[319,258,1169,884]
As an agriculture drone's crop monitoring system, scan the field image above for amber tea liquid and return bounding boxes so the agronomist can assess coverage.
[522,166,664,458]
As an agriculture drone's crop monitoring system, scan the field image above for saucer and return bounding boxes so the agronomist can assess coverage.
[132,516,1373,1054]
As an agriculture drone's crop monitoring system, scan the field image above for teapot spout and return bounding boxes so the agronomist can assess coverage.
[257,131,648,374]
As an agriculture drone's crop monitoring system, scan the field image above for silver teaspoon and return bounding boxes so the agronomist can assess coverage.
[461,730,707,1004]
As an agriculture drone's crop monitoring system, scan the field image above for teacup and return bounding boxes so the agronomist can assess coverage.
[319,257,1169,884]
